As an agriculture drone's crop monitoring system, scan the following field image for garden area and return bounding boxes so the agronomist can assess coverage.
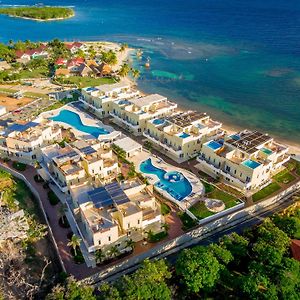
[189,181,241,220]
[252,182,281,202]
[54,76,115,88]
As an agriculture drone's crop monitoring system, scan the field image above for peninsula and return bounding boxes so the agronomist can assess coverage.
[0,6,74,21]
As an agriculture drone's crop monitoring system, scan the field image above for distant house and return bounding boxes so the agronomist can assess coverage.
[66,57,85,73]
[291,240,300,261]
[55,68,70,77]
[15,50,31,63]
[55,58,68,67]
[15,45,49,63]
[0,61,11,71]
[66,42,87,54]
[89,62,112,77]
[77,63,93,77]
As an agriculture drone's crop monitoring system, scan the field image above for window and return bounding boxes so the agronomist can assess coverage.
[138,220,140,224]
[32,154,36,159]
[128,223,130,228]
[108,236,111,241]
[98,240,101,245]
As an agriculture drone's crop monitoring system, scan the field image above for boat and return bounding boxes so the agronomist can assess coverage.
[145,57,151,68]
[136,49,143,57]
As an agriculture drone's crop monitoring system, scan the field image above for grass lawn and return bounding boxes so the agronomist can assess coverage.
[161,203,171,215]
[19,67,49,79]
[252,182,281,202]
[0,87,18,94]
[207,189,238,208]
[273,169,296,184]
[286,159,300,176]
[177,212,198,230]
[56,76,116,88]
[189,202,214,219]
[24,91,49,100]
[203,181,215,193]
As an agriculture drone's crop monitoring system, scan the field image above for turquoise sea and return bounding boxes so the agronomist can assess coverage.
[1,0,300,145]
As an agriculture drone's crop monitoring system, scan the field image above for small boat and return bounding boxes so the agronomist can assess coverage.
[145,57,151,68]
[136,49,143,57]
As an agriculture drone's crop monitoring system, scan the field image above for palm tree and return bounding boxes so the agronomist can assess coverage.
[125,238,135,250]
[109,245,120,258]
[118,63,130,78]
[161,223,170,233]
[131,69,140,81]
[67,234,81,256]
[95,249,105,263]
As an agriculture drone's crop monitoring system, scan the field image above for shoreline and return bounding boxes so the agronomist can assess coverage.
[2,13,75,22]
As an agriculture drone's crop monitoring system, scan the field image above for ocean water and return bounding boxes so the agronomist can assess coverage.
[1,0,300,144]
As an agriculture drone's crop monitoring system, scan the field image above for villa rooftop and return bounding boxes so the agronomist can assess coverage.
[129,94,167,107]
[226,130,272,154]
[166,111,207,128]
[87,181,130,209]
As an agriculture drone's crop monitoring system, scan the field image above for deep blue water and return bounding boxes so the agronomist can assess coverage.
[50,109,109,137]
[2,0,300,144]
[140,158,192,200]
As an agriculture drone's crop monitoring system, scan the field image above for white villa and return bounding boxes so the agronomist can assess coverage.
[39,140,119,193]
[0,120,62,164]
[197,130,290,192]
[70,180,163,253]
[110,94,177,135]
[144,111,223,162]
[80,82,139,118]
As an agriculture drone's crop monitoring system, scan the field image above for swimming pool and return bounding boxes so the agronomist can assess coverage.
[50,109,109,138]
[178,132,190,138]
[206,140,222,151]
[242,159,261,169]
[139,158,192,201]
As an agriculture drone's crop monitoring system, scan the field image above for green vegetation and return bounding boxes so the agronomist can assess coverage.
[147,230,168,243]
[161,202,171,215]
[12,161,27,171]
[47,190,60,205]
[101,49,118,66]
[287,159,300,176]
[273,168,296,184]
[0,6,74,21]
[190,201,214,219]
[178,211,198,230]
[46,201,300,299]
[252,181,281,202]
[55,75,115,88]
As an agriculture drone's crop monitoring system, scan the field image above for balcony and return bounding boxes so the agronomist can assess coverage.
[143,131,183,156]
[109,112,139,129]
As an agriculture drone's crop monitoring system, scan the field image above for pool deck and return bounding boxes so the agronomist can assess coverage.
[40,104,121,141]
[128,149,204,209]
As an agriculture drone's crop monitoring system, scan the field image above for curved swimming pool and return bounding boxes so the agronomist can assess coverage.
[140,158,192,201]
[50,109,109,138]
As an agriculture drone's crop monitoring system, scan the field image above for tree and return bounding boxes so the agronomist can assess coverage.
[46,276,96,300]
[119,43,128,52]
[176,246,220,294]
[88,46,96,59]
[118,63,130,77]
[101,50,117,66]
[125,238,135,250]
[59,204,67,226]
[272,215,298,237]
[108,245,120,258]
[118,259,171,300]
[0,44,15,62]
[67,234,81,256]
[131,68,140,81]
[95,249,105,264]
[98,282,121,300]
[208,243,233,265]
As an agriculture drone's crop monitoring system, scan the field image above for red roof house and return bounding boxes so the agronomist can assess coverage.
[291,240,300,261]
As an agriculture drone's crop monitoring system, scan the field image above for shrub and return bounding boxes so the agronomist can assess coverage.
[161,203,171,215]
[12,161,27,171]
[48,190,59,205]
[34,174,44,183]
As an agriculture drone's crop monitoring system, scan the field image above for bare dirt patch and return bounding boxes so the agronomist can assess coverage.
[0,93,34,112]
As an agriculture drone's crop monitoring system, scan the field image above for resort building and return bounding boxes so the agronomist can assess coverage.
[110,94,177,135]
[80,82,139,118]
[70,180,163,253]
[39,140,119,193]
[0,120,62,164]
[197,130,290,192]
[144,111,223,162]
